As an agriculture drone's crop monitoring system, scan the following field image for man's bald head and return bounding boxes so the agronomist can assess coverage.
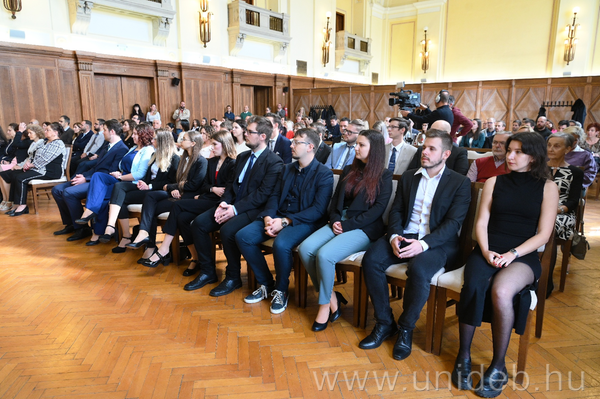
[430,120,451,134]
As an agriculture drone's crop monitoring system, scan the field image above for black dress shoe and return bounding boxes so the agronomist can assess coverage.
[137,257,149,264]
[358,323,399,350]
[209,277,242,297]
[184,273,218,291]
[112,246,127,253]
[392,328,413,360]
[142,249,171,268]
[99,225,116,244]
[86,239,100,246]
[312,320,328,332]
[475,366,508,398]
[5,209,15,215]
[329,291,348,323]
[126,237,151,249]
[54,225,75,235]
[67,228,92,241]
[451,357,473,390]
[75,212,96,225]
[182,260,200,277]
[9,206,29,217]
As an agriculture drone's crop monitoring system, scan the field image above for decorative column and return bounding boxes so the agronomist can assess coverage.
[76,53,96,120]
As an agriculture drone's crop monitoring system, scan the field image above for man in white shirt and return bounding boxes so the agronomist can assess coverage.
[359,130,471,362]
[385,118,417,175]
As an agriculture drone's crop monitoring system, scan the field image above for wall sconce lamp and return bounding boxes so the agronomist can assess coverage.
[3,0,22,19]
[199,0,213,48]
[322,11,332,67]
[419,27,430,73]
[564,7,580,65]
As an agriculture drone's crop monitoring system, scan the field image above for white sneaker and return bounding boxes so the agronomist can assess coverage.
[244,284,272,304]
[270,290,288,314]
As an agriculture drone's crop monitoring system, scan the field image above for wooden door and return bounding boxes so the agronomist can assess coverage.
[94,74,123,121]
[240,85,254,116]
[121,76,153,121]
[254,86,271,116]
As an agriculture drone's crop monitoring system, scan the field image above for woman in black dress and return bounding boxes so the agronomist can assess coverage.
[452,132,558,397]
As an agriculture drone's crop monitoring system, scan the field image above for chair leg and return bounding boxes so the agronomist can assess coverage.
[424,286,436,353]
[170,231,180,266]
[432,287,449,356]
[32,187,39,214]
[559,240,571,292]
[359,270,369,329]
[516,310,533,386]
[352,269,361,327]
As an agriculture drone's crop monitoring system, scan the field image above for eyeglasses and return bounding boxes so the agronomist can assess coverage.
[389,125,401,130]
[291,140,310,146]
[247,130,261,135]
[343,130,357,135]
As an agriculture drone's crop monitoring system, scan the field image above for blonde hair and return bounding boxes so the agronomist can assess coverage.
[212,129,237,159]
[27,124,45,140]
[151,129,177,172]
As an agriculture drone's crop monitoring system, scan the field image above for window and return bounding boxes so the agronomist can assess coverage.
[336,12,344,32]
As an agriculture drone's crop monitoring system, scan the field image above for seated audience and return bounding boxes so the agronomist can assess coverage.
[13,124,32,166]
[71,120,93,160]
[557,120,569,132]
[131,104,145,122]
[199,125,215,159]
[312,124,331,164]
[71,119,106,176]
[0,122,66,216]
[299,130,392,330]
[373,120,391,144]
[459,119,485,148]
[324,119,365,169]
[266,113,292,164]
[191,119,201,131]
[75,123,155,245]
[237,129,333,315]
[0,123,21,171]
[127,131,208,260]
[582,122,600,165]
[224,105,235,121]
[534,116,552,140]
[59,115,75,145]
[146,104,160,123]
[467,132,511,182]
[452,132,557,397]
[385,118,417,175]
[563,126,598,189]
[122,119,137,148]
[15,124,46,169]
[231,120,250,154]
[512,119,522,133]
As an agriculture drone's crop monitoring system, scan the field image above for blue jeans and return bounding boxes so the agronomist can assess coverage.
[236,220,315,293]
[298,225,371,305]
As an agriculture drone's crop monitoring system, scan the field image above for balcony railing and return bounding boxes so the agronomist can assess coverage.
[335,31,372,74]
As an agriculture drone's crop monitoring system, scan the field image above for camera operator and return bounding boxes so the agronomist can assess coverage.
[400,90,454,129]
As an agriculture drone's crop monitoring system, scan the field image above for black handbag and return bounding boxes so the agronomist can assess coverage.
[571,221,590,260]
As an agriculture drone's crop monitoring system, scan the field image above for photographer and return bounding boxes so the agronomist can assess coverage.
[400,90,454,129]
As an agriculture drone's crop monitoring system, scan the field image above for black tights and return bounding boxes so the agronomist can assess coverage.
[457,262,534,370]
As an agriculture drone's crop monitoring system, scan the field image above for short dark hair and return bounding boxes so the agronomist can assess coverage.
[513,119,522,126]
[248,116,274,141]
[448,95,455,105]
[295,128,320,149]
[105,120,122,136]
[389,117,408,133]
[265,113,281,128]
[97,119,106,126]
[506,132,550,180]
[558,120,569,127]
[60,115,70,125]
[523,118,535,126]
[340,117,350,123]
[83,120,92,129]
[329,115,338,121]
[425,129,453,152]
[180,120,190,131]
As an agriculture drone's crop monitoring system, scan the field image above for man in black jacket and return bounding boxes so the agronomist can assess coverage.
[534,116,552,140]
[71,120,93,159]
[401,90,454,128]
[59,115,75,145]
[359,130,471,361]
[185,116,284,297]
[235,128,333,314]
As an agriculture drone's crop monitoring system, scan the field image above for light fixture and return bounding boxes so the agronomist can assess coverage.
[419,27,430,73]
[322,11,332,67]
[199,0,212,48]
[3,0,21,19]
[564,7,580,65]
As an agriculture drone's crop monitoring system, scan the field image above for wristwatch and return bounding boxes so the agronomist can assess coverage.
[509,248,519,258]
[281,218,289,228]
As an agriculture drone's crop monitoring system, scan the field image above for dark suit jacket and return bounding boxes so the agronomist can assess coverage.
[329,167,393,241]
[408,145,469,175]
[14,132,32,163]
[259,158,333,226]
[199,156,236,202]
[273,134,292,164]
[222,148,283,219]
[0,132,21,162]
[407,104,454,126]
[60,127,75,145]
[84,140,129,180]
[71,131,93,158]
[165,156,208,199]
[143,154,180,191]
[315,141,331,164]
[388,167,471,260]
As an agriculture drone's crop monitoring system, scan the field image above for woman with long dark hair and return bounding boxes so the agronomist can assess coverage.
[127,130,208,263]
[451,132,558,397]
[298,130,393,331]
[231,119,250,154]
[131,104,145,122]
[139,130,237,270]
[0,123,22,171]
[122,119,138,148]
[459,118,485,148]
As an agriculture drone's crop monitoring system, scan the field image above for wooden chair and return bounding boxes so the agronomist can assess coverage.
[430,184,554,385]
[29,145,72,214]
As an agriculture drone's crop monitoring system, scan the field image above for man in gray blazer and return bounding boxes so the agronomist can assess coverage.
[324,119,365,169]
[385,118,417,175]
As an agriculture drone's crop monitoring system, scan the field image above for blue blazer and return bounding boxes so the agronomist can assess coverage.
[325,142,355,170]
[459,132,486,148]
[83,140,128,180]
[273,134,292,164]
[71,131,93,158]
[259,159,333,227]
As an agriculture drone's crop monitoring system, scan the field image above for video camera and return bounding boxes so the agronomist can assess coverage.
[388,82,421,111]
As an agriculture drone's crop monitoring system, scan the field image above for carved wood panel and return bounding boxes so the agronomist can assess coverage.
[480,87,509,123]
[513,86,546,122]
[240,85,254,116]
[121,76,154,121]
[331,92,349,119]
[453,89,478,119]
[94,74,124,120]
[373,91,393,122]
[589,86,600,124]
[350,92,370,121]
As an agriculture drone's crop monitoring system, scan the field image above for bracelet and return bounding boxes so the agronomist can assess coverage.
[509,248,519,258]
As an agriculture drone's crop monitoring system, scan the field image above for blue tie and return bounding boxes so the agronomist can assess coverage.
[237,154,255,200]
[388,147,397,172]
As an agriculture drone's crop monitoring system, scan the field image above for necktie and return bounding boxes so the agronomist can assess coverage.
[337,145,354,169]
[388,147,397,172]
[237,154,256,200]
[269,140,275,152]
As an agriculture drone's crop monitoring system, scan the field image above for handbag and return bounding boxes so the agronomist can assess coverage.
[571,221,590,260]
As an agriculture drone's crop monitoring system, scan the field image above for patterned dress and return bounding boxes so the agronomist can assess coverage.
[551,165,584,240]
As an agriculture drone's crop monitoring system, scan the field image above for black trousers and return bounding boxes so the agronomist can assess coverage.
[362,234,451,330]
[162,198,218,245]
[191,207,253,280]
[1,169,44,205]
[138,191,177,247]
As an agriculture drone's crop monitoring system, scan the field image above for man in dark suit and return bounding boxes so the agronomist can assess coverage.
[313,124,331,164]
[52,120,129,242]
[266,113,292,163]
[185,116,284,296]
[235,128,333,314]
[71,120,93,159]
[400,90,454,129]
[359,130,471,361]
[59,115,75,145]
[71,119,106,176]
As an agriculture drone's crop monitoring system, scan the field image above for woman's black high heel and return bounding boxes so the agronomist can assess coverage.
[142,249,171,268]
[112,237,131,253]
[100,225,117,243]
[126,237,151,249]
[75,212,96,225]
[183,260,200,276]
[329,291,348,323]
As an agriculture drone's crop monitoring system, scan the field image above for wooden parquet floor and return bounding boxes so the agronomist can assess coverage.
[0,196,599,398]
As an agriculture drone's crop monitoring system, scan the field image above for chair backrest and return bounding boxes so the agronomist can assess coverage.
[467,150,493,160]
[63,145,72,180]
[455,182,484,267]
[382,175,401,224]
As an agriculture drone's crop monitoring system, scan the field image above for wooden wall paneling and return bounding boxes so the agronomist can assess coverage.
[0,66,17,124]
[350,87,371,122]
[452,87,478,119]
[548,84,581,127]
[231,72,242,116]
[479,85,509,123]
[240,86,254,115]
[513,85,546,122]
[507,80,516,125]
[94,75,124,120]
[121,76,153,121]
[58,69,81,122]
[331,87,350,119]
[588,85,600,124]
[372,90,394,123]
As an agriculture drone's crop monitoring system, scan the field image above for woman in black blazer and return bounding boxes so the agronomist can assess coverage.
[299,130,393,331]
[102,128,180,253]
[139,130,238,270]
[0,124,22,171]
[127,130,208,262]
